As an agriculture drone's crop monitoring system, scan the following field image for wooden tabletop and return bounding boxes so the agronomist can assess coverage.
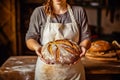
[0,56,120,80]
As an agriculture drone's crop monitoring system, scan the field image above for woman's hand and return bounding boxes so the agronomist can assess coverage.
[35,46,53,64]
[70,46,87,65]
[79,39,91,57]
[79,46,87,57]
[35,46,50,64]
[35,46,42,57]
[34,46,44,61]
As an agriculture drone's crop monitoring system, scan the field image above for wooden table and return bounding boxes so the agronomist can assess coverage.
[0,56,120,80]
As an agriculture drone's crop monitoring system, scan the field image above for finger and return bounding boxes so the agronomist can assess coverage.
[80,46,87,57]
[80,53,85,57]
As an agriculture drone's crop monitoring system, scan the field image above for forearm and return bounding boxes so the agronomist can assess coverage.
[79,39,91,50]
[26,39,41,51]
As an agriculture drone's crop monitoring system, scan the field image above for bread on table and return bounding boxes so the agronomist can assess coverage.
[85,40,118,60]
[89,40,111,52]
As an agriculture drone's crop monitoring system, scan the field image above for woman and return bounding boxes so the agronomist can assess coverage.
[25,0,91,80]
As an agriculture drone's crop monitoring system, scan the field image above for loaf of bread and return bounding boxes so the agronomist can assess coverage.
[41,39,81,64]
[89,40,111,52]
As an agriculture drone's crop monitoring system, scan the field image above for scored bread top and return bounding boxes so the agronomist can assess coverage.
[89,40,111,52]
[41,39,81,64]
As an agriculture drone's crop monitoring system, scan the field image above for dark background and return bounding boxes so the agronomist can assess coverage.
[0,0,120,66]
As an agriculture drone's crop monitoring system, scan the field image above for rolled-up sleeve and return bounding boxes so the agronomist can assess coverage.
[25,8,40,41]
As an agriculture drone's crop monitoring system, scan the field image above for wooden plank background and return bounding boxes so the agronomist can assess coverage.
[0,0,16,55]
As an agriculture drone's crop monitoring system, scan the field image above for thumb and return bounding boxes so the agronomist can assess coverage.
[80,46,86,57]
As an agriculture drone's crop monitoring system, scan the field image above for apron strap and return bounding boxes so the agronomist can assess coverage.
[67,4,78,29]
[67,5,76,23]
[46,15,51,24]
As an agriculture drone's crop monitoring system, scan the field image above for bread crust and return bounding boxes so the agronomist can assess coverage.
[41,39,81,64]
[89,40,111,52]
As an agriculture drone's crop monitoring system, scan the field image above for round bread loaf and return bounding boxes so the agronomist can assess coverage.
[41,39,81,64]
[89,40,111,52]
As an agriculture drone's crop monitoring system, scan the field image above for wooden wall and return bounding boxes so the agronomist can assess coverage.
[0,0,16,65]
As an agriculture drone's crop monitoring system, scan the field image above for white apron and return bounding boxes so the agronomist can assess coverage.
[35,5,86,80]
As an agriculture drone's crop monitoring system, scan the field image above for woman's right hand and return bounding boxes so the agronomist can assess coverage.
[35,46,52,64]
[35,46,42,57]
[35,46,45,62]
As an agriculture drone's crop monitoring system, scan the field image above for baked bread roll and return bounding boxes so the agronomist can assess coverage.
[89,40,111,52]
[41,39,81,64]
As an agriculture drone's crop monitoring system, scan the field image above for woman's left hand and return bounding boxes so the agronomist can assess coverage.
[79,46,87,57]
[70,46,87,65]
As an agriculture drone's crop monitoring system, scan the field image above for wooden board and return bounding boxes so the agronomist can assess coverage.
[86,51,116,57]
[85,50,118,61]
[85,56,118,61]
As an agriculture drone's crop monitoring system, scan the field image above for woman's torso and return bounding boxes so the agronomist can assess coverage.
[34,5,86,80]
